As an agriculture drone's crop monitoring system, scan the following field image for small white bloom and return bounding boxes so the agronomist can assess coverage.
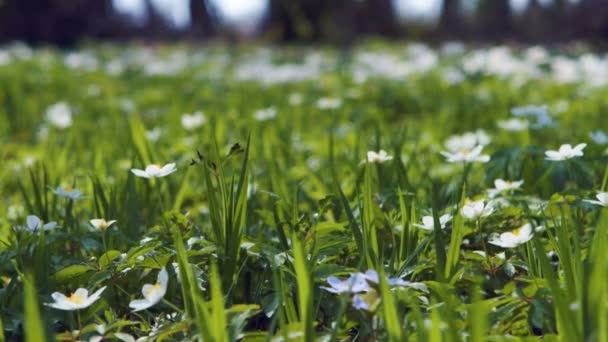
[487,179,524,197]
[414,214,453,231]
[52,186,85,200]
[316,97,342,110]
[440,145,490,163]
[90,219,117,231]
[16,215,57,232]
[288,93,303,105]
[254,107,277,121]
[462,200,493,219]
[497,118,529,131]
[363,150,393,164]
[488,223,534,248]
[45,286,107,311]
[131,163,177,178]
[320,273,370,294]
[584,192,608,207]
[590,130,608,145]
[181,112,206,130]
[46,102,72,129]
[544,143,586,161]
[362,270,410,287]
[146,127,163,142]
[444,130,491,152]
[129,268,169,312]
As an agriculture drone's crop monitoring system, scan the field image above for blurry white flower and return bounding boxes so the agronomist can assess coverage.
[46,102,72,129]
[488,223,534,248]
[584,192,608,207]
[181,112,206,130]
[52,186,85,200]
[90,219,117,231]
[511,105,554,128]
[254,107,277,121]
[131,163,177,178]
[129,268,169,312]
[320,273,370,294]
[16,215,57,232]
[45,286,106,311]
[363,150,393,164]
[288,93,303,105]
[487,179,524,197]
[316,97,342,110]
[497,118,529,131]
[414,214,453,231]
[544,143,586,161]
[444,130,491,152]
[361,270,410,287]
[462,200,493,219]
[440,145,490,163]
[146,127,163,142]
[590,130,608,145]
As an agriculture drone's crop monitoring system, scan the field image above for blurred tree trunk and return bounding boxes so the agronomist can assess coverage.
[577,0,608,39]
[189,0,215,38]
[476,0,511,41]
[143,0,170,38]
[439,0,462,38]
[352,0,400,37]
[521,0,548,42]
[265,0,299,41]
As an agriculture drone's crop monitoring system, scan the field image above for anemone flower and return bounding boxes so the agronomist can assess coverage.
[544,143,586,161]
[129,268,169,312]
[45,286,107,311]
[131,163,177,179]
[488,223,534,248]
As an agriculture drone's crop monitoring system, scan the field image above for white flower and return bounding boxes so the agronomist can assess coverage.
[17,215,57,232]
[131,163,177,178]
[487,179,524,197]
[320,273,370,294]
[462,200,493,219]
[584,192,608,207]
[254,107,277,121]
[414,214,453,231]
[590,130,608,145]
[511,105,554,128]
[363,150,393,164]
[361,270,410,287]
[288,93,303,105]
[90,219,117,231]
[316,97,342,110]
[129,268,169,312]
[45,286,107,311]
[544,143,586,161]
[146,127,163,142]
[181,112,206,130]
[46,102,72,129]
[497,118,529,131]
[440,145,490,163]
[488,223,534,248]
[52,186,85,200]
[444,130,491,152]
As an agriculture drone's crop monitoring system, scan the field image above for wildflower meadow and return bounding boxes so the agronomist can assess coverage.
[1,42,608,341]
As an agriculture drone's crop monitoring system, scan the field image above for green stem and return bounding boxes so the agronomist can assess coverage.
[162,298,184,313]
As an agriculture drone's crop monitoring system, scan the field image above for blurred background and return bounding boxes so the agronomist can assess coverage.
[0,0,606,45]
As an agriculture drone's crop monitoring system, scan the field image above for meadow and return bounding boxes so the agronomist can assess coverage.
[1,42,608,341]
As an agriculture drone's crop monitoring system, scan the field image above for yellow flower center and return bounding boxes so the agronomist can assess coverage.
[512,227,522,236]
[67,293,85,304]
[146,283,162,297]
[65,185,74,192]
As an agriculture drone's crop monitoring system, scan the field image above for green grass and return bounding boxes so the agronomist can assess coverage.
[1,42,608,341]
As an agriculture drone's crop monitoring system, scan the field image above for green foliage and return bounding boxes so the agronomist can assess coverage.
[1,43,608,340]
